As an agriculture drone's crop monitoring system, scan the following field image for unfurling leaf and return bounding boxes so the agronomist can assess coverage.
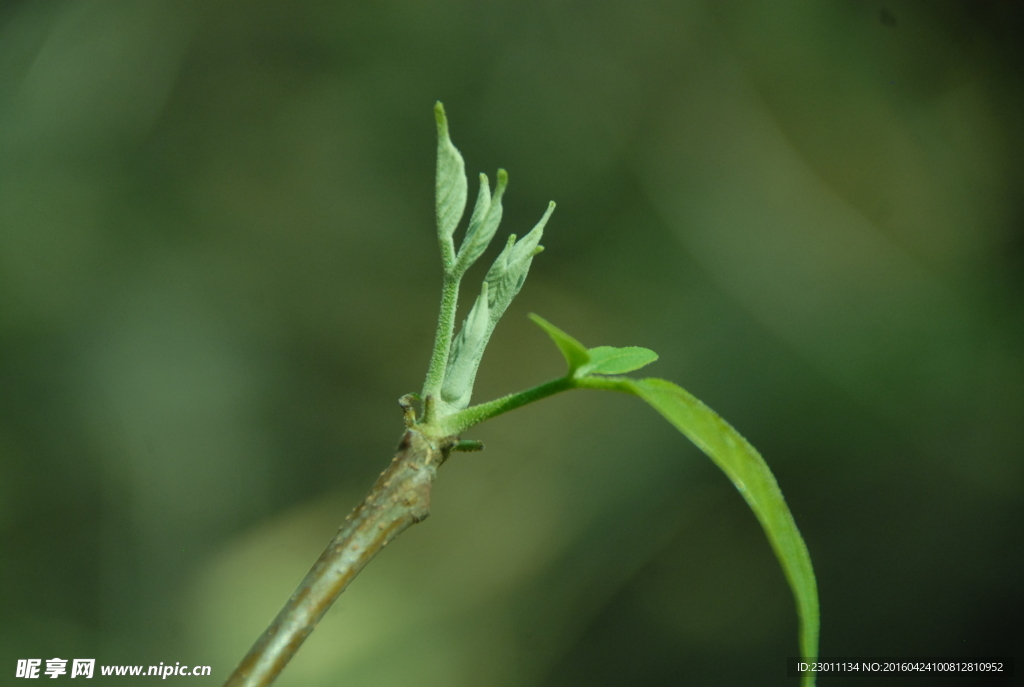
[528,313,590,375]
[463,173,492,247]
[484,201,555,326]
[523,313,817,685]
[454,170,507,275]
[529,316,658,378]
[441,284,491,409]
[435,102,467,253]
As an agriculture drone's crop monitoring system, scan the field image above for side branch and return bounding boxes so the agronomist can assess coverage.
[224,429,454,687]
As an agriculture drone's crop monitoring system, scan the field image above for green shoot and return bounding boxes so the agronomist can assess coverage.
[427,313,820,686]
[226,102,819,687]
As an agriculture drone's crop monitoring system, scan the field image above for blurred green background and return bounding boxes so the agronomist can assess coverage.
[2,1,1022,685]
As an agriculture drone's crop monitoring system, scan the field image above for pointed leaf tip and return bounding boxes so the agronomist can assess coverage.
[528,314,590,375]
[435,102,467,246]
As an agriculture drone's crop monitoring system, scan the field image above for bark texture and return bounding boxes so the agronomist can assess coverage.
[224,429,453,687]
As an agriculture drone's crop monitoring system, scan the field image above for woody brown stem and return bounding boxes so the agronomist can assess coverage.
[223,429,454,687]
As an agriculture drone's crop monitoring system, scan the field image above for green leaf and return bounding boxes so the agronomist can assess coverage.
[528,313,590,375]
[440,284,491,410]
[462,173,492,249]
[434,102,467,251]
[579,345,658,376]
[455,169,507,275]
[485,202,555,326]
[620,377,819,687]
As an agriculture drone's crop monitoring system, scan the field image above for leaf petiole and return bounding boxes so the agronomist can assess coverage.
[424,375,575,436]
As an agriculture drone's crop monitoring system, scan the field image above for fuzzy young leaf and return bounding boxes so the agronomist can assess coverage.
[440,284,491,409]
[579,346,658,376]
[435,202,555,414]
[619,377,819,686]
[484,201,555,326]
[528,313,590,375]
[435,102,467,255]
[463,173,491,247]
[455,169,507,275]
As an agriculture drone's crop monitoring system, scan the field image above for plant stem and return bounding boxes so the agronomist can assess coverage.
[223,429,454,687]
[221,375,635,687]
[421,271,461,415]
[223,376,600,686]
[431,374,641,436]
[573,375,634,393]
[431,375,575,435]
